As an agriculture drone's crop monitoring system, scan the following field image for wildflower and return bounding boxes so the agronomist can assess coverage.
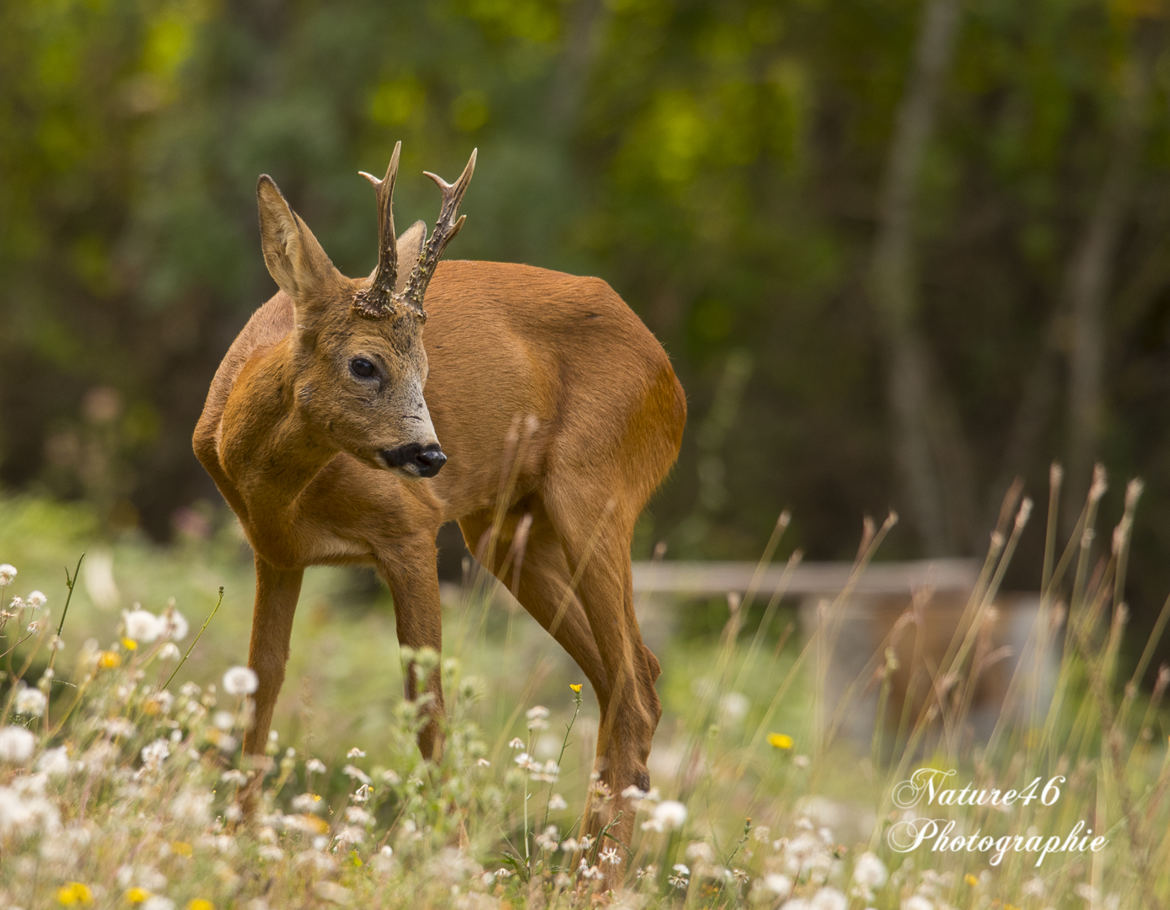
[98,651,122,669]
[14,685,47,718]
[140,738,171,771]
[0,726,36,763]
[719,691,750,723]
[853,851,888,889]
[222,666,258,695]
[346,746,366,758]
[125,888,151,904]
[342,764,371,785]
[292,793,325,813]
[768,732,794,750]
[569,683,582,692]
[306,757,326,774]
[599,846,621,866]
[186,900,214,910]
[158,642,181,661]
[526,705,550,730]
[762,873,792,897]
[964,873,978,887]
[903,896,934,910]
[26,590,47,608]
[0,564,16,584]
[476,757,491,767]
[535,825,560,851]
[548,793,567,810]
[55,882,93,905]
[643,799,687,832]
[37,746,71,777]
[668,863,689,889]
[161,607,189,641]
[508,737,524,749]
[123,608,164,644]
[809,886,847,910]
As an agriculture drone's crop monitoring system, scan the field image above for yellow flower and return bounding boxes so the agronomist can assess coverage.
[121,637,139,651]
[56,882,93,905]
[767,733,794,750]
[569,683,582,693]
[965,873,978,887]
[187,900,215,910]
[170,840,194,857]
[125,888,151,904]
[98,651,122,669]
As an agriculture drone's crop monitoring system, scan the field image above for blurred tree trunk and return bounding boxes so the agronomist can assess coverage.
[870,0,971,555]
[1062,21,1157,524]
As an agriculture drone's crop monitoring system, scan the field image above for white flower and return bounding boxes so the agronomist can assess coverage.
[0,785,60,836]
[36,746,71,777]
[853,851,888,889]
[904,896,934,910]
[526,705,550,730]
[508,737,524,749]
[599,846,621,866]
[809,886,847,910]
[222,665,259,696]
[652,799,687,830]
[548,793,567,811]
[0,564,16,584]
[763,873,792,896]
[158,642,181,661]
[342,764,371,785]
[13,686,47,718]
[25,590,46,609]
[160,606,189,641]
[122,608,164,643]
[0,726,36,763]
[140,738,171,770]
[719,691,750,722]
[306,757,326,774]
[346,746,366,758]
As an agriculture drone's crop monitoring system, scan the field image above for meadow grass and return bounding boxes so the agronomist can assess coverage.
[0,467,1167,909]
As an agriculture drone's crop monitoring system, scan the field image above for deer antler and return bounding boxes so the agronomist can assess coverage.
[353,144,476,320]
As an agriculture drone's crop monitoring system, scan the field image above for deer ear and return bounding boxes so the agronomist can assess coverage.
[393,221,427,294]
[256,175,340,301]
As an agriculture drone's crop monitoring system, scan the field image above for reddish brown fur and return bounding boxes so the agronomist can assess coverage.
[193,160,686,873]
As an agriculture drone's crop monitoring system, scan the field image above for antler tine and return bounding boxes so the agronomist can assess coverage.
[353,141,402,317]
[401,148,477,317]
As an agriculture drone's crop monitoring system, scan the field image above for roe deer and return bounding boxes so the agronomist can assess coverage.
[192,142,686,869]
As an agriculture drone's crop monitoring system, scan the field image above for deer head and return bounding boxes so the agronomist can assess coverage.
[255,142,476,478]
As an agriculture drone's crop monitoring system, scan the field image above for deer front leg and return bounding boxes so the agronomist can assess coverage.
[239,554,304,811]
[377,540,445,760]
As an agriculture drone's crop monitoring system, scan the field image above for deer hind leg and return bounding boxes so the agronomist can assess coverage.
[459,504,610,702]
[540,485,662,860]
[375,536,446,761]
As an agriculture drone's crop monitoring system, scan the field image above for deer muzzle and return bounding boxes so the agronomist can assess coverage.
[379,442,447,478]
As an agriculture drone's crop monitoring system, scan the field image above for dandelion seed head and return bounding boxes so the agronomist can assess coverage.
[122,609,164,644]
[14,686,47,718]
[853,851,888,888]
[0,726,36,763]
[222,665,258,696]
[0,564,16,584]
[26,590,47,609]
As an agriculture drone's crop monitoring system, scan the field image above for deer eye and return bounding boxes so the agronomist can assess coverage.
[349,357,377,379]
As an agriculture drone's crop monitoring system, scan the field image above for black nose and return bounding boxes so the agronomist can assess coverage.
[414,445,447,477]
[380,443,447,477]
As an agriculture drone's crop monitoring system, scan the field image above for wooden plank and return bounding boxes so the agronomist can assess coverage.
[631,558,980,597]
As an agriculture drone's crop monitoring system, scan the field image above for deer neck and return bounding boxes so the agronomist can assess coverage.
[219,341,336,562]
